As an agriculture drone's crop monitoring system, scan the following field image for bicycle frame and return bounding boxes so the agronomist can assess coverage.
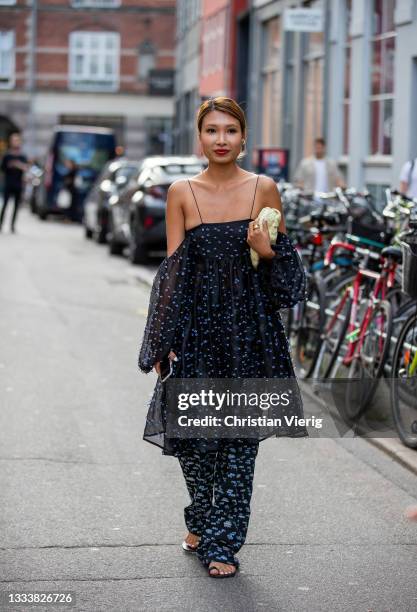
[324,239,398,369]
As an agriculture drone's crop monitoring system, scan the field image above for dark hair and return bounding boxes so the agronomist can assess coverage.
[196,97,247,159]
[315,137,326,146]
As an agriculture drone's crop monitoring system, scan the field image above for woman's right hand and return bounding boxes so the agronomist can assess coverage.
[154,350,177,376]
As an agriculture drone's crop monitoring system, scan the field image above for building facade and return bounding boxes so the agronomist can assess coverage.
[173,0,417,199]
[250,0,417,199]
[173,0,201,154]
[174,0,250,156]
[0,0,176,159]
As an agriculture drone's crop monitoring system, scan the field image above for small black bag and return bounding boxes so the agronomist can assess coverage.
[257,232,307,309]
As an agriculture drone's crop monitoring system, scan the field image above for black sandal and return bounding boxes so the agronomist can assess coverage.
[208,562,238,579]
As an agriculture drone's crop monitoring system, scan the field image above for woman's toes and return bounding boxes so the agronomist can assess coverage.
[209,562,235,576]
[185,532,200,548]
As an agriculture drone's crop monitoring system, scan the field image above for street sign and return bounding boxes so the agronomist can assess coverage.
[283,8,324,32]
[148,69,174,96]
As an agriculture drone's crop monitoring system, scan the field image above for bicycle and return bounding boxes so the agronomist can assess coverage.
[312,235,399,418]
[390,215,417,448]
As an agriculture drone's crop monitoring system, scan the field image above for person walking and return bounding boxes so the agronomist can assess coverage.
[294,137,345,194]
[0,132,28,233]
[399,157,417,199]
[138,97,308,579]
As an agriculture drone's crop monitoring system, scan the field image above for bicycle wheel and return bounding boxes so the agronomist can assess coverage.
[343,300,393,422]
[312,284,352,384]
[385,296,417,379]
[294,269,355,380]
[390,311,417,448]
[294,276,325,379]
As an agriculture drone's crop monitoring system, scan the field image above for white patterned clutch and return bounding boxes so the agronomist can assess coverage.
[250,207,282,269]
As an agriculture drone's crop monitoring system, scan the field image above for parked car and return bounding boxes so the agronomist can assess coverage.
[108,155,205,262]
[37,125,116,222]
[83,159,140,243]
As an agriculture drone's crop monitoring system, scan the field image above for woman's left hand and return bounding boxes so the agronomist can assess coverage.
[247,219,275,259]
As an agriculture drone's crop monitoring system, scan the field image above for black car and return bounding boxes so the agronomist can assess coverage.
[83,159,140,243]
[108,155,205,262]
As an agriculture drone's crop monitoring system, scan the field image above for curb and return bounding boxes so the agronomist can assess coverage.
[131,264,417,476]
[300,380,417,477]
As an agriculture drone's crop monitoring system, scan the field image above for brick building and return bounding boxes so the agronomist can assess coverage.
[0,0,176,159]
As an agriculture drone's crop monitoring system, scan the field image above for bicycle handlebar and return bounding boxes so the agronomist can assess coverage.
[324,239,382,267]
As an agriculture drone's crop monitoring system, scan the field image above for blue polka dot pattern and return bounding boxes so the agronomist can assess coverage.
[138,218,309,456]
[177,439,259,568]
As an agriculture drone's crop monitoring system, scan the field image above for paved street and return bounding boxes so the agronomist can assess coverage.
[1,207,417,612]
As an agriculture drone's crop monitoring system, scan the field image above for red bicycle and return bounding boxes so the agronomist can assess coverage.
[312,234,401,420]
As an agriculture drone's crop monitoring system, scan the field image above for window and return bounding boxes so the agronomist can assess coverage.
[202,10,226,77]
[369,0,396,155]
[0,31,15,89]
[261,17,282,146]
[71,0,120,7]
[146,117,173,155]
[343,0,352,154]
[303,30,324,156]
[69,31,120,92]
[138,40,156,80]
[0,0,17,5]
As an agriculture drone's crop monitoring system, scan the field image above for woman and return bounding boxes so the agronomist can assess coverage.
[138,97,308,578]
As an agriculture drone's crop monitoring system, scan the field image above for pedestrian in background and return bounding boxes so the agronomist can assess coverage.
[399,156,417,199]
[294,137,345,194]
[0,132,28,233]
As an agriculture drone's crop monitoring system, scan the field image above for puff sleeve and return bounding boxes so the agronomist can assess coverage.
[257,231,307,309]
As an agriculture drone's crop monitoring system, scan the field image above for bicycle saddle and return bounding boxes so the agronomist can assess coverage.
[381,245,403,262]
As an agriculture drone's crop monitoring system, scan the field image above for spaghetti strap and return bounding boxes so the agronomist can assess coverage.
[188,180,203,223]
[249,175,260,219]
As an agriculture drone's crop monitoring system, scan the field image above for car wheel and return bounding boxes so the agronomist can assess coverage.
[85,226,93,239]
[109,239,124,256]
[108,214,124,256]
[95,225,107,244]
[129,223,148,265]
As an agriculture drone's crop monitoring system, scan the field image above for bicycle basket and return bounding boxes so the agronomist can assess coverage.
[347,198,391,248]
[401,238,417,298]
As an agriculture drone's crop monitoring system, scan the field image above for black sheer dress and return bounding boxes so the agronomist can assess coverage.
[138,175,309,455]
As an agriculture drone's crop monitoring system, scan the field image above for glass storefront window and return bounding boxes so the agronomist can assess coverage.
[261,17,281,146]
[303,31,324,156]
[369,0,396,155]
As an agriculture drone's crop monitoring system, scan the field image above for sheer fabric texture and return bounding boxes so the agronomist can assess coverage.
[138,206,308,456]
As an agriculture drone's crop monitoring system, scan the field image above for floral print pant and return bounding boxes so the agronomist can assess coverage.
[177,439,259,568]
